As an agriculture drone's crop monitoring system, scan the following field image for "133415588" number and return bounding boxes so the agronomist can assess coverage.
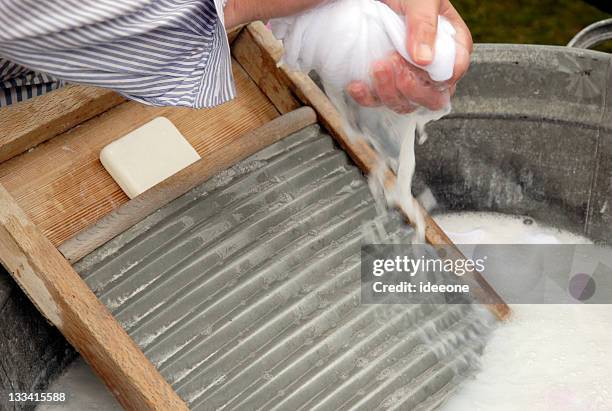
[8,392,66,403]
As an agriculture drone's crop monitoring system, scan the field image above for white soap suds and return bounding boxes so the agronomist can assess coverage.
[436,212,612,411]
[37,358,121,411]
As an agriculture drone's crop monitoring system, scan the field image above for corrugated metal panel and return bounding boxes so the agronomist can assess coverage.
[75,125,490,410]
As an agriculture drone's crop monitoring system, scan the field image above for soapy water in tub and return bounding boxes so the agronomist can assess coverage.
[436,212,612,411]
[270,0,457,241]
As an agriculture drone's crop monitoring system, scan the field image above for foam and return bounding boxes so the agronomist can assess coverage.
[436,212,612,411]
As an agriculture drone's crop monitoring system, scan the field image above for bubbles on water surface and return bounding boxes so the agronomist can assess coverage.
[437,212,612,411]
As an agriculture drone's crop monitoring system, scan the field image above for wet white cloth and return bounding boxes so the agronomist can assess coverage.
[270,0,457,167]
[271,0,456,84]
[271,0,457,241]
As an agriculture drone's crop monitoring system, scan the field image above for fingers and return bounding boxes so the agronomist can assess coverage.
[347,54,451,113]
[347,0,471,113]
[403,0,441,65]
[440,0,472,52]
[347,81,380,107]
[347,61,417,114]
[440,0,473,83]
[450,41,471,84]
[391,53,448,111]
[372,60,417,113]
[381,0,472,84]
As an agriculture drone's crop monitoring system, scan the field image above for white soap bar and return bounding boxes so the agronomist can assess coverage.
[100,117,200,199]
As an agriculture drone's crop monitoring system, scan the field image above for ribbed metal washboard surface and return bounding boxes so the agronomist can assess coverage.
[75,125,491,410]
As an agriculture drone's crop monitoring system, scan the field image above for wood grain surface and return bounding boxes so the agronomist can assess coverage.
[59,107,317,263]
[239,22,511,321]
[232,28,301,114]
[0,185,188,410]
[0,85,125,163]
[0,61,279,246]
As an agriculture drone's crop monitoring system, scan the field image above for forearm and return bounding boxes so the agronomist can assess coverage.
[224,0,326,28]
[1,0,236,109]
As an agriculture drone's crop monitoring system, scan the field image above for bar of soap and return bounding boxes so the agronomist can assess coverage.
[100,117,200,199]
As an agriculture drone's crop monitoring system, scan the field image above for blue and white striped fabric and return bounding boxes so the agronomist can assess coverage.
[0,61,64,105]
[0,0,235,108]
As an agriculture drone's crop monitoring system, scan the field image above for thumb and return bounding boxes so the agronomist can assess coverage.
[404,0,441,66]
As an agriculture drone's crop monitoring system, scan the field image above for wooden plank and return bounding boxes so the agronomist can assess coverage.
[233,27,301,114]
[0,85,125,163]
[244,22,511,321]
[59,107,318,263]
[227,24,246,44]
[0,184,187,410]
[0,60,279,246]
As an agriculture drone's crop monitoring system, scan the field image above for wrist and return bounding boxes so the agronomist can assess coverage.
[224,0,326,29]
[224,0,251,29]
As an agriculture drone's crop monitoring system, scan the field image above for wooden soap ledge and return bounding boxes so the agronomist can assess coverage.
[0,61,279,246]
[59,106,317,263]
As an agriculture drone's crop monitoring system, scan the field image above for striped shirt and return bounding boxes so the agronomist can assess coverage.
[0,0,235,108]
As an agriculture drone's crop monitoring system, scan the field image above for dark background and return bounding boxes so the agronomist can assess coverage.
[453,0,612,51]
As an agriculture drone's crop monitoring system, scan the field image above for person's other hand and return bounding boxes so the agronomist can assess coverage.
[347,0,472,113]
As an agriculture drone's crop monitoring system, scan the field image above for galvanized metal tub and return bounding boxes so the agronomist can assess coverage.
[418,44,612,245]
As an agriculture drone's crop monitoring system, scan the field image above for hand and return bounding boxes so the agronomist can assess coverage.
[347,0,473,113]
